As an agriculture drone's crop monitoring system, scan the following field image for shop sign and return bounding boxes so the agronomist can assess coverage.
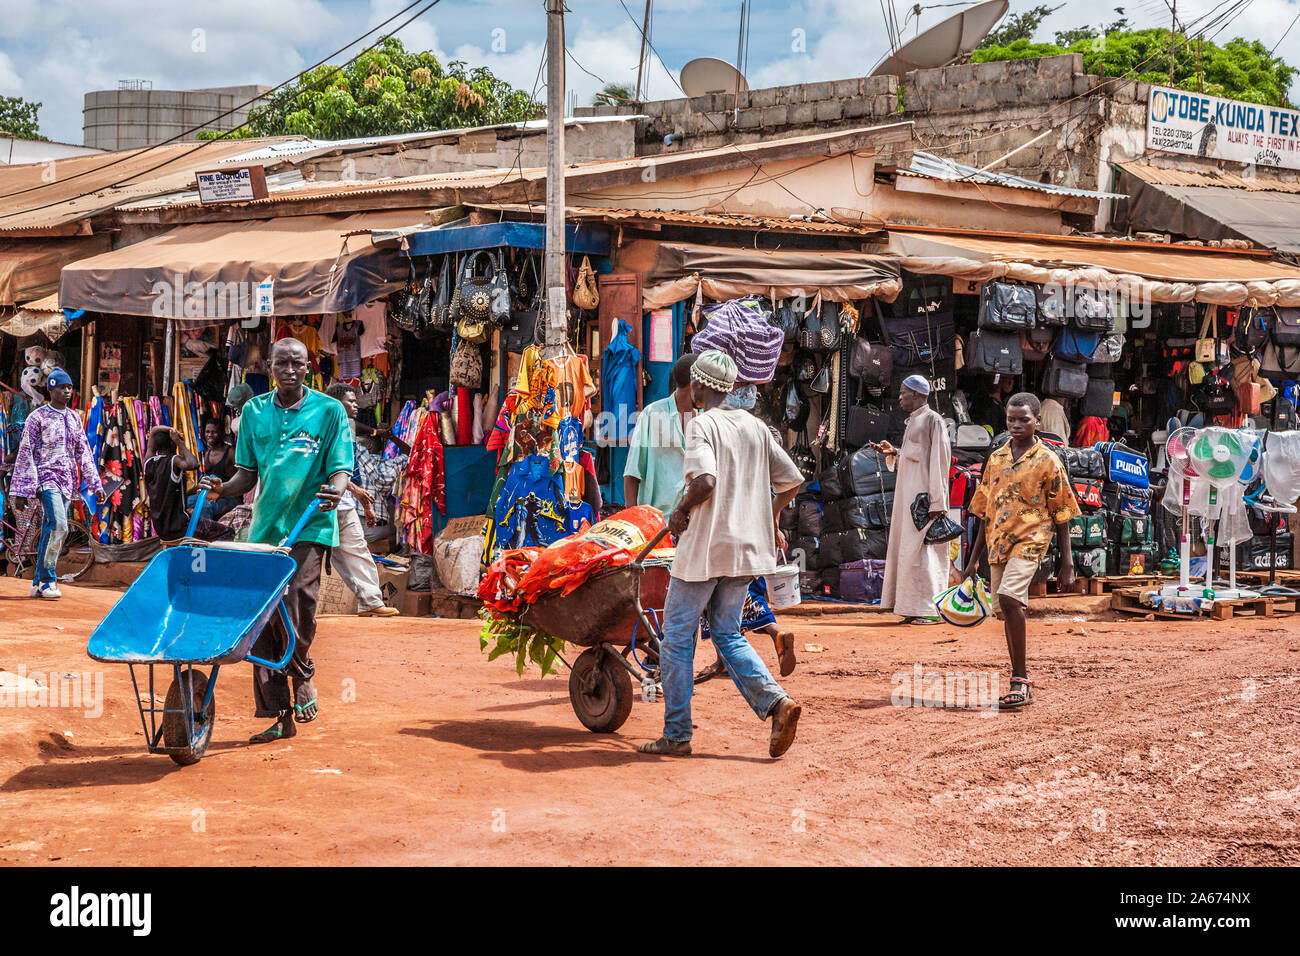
[1146,84,1300,170]
[195,166,270,204]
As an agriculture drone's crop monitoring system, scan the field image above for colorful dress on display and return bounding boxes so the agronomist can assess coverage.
[398,409,446,555]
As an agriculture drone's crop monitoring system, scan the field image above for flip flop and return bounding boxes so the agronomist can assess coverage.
[693,659,728,684]
[292,679,319,723]
[775,632,797,677]
[249,717,296,744]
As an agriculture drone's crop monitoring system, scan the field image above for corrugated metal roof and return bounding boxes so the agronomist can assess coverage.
[905,150,1126,199]
[466,202,881,237]
[1120,161,1300,194]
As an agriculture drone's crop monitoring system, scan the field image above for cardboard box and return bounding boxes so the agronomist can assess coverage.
[317,563,358,615]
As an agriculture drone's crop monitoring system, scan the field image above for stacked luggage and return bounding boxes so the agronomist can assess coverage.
[1060,443,1155,578]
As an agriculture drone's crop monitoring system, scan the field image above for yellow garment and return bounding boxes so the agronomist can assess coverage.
[969,438,1081,564]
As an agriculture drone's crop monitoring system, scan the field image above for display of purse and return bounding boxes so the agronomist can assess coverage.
[1080,375,1115,419]
[809,361,831,394]
[966,329,1023,375]
[876,289,956,369]
[978,281,1037,330]
[1053,327,1101,364]
[1036,285,1069,327]
[425,254,454,332]
[573,255,600,311]
[849,337,892,389]
[771,300,801,342]
[1043,358,1089,398]
[392,257,422,332]
[790,431,817,482]
[449,338,483,389]
[502,255,540,353]
[1069,287,1115,332]
[1271,305,1300,346]
[845,393,888,448]
[1195,306,1219,363]
[450,249,510,331]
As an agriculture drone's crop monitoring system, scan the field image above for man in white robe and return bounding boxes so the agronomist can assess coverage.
[879,375,953,624]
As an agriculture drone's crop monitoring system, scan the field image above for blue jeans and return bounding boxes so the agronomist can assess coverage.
[34,488,68,586]
[659,575,787,743]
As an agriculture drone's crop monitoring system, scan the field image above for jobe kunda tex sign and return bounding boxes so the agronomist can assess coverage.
[1147,84,1300,170]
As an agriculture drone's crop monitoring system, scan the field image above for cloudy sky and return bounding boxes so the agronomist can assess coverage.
[1,0,1296,146]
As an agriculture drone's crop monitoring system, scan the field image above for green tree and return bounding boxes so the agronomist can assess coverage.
[973,28,1296,107]
[0,95,47,141]
[593,82,634,106]
[978,4,1063,48]
[202,36,541,141]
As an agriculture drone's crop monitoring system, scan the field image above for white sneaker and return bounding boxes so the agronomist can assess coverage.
[39,583,62,600]
[30,581,40,597]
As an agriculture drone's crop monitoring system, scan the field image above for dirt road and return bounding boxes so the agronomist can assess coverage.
[2,576,1299,866]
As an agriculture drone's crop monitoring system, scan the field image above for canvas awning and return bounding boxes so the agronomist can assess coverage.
[639,241,901,309]
[0,293,70,340]
[0,236,111,306]
[885,228,1300,307]
[1114,165,1300,255]
[59,210,427,321]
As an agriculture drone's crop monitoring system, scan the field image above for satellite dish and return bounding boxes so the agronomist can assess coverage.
[680,57,749,97]
[870,0,1010,78]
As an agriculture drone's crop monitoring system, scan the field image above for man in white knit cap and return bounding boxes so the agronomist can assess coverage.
[639,349,806,759]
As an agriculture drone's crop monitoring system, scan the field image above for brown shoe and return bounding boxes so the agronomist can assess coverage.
[637,736,692,756]
[769,697,802,758]
[774,632,797,677]
[358,605,400,617]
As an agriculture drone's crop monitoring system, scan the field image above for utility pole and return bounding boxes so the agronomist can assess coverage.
[544,0,567,351]
[1168,0,1177,86]
[635,0,651,102]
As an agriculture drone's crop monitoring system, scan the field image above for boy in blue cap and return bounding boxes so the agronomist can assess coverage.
[11,368,106,599]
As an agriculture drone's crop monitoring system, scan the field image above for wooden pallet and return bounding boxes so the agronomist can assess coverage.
[1030,575,1169,598]
[1110,586,1300,620]
[1234,569,1300,585]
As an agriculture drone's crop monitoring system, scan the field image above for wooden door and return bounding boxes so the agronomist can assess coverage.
[594,272,643,422]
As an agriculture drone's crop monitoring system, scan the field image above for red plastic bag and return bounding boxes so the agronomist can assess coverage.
[515,506,666,602]
[478,547,541,613]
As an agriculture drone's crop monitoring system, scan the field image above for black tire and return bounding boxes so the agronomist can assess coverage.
[56,522,95,581]
[568,647,634,733]
[162,669,215,766]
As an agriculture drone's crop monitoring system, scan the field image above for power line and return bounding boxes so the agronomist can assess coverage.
[0,0,446,221]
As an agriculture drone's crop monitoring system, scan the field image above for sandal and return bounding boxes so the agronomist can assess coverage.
[638,736,692,756]
[292,678,319,723]
[774,632,797,677]
[250,713,297,744]
[693,658,728,685]
[903,616,942,626]
[998,676,1034,710]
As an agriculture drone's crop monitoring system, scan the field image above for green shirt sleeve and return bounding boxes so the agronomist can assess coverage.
[320,400,355,479]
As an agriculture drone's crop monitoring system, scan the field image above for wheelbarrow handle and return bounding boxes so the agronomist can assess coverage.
[280,498,326,548]
[633,525,671,567]
[185,486,211,540]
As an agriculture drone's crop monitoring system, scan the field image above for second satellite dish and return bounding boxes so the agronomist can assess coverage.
[680,57,749,97]
[870,0,1010,78]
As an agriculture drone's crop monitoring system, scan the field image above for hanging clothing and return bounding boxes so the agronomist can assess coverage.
[398,409,447,555]
[880,405,953,618]
[456,387,473,446]
[601,318,641,443]
[334,319,362,379]
[493,454,566,549]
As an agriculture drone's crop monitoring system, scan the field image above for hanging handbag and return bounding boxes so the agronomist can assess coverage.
[1069,287,1115,332]
[1234,307,1269,358]
[820,301,843,351]
[790,431,817,482]
[978,281,1037,331]
[1092,332,1125,364]
[573,255,599,311]
[809,361,831,394]
[1021,326,1055,361]
[1272,305,1300,346]
[1036,284,1069,327]
[771,300,801,342]
[502,255,541,353]
[783,379,809,431]
[849,337,892,388]
[392,257,421,332]
[427,254,453,331]
[451,249,507,327]
[1196,306,1218,364]
[845,394,888,448]
[449,339,483,389]
[966,329,1023,375]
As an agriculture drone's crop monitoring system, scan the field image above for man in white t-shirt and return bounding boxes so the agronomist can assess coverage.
[639,350,805,759]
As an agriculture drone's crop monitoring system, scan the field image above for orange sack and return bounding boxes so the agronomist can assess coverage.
[514,506,667,602]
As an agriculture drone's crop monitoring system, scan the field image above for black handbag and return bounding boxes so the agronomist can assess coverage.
[426,255,454,332]
[771,301,801,342]
[978,282,1037,331]
[809,361,831,394]
[967,329,1024,375]
[392,257,421,332]
[790,431,817,482]
[1036,284,1069,327]
[502,256,541,353]
[451,249,510,327]
[838,446,897,496]
[1070,287,1116,332]
[911,493,963,542]
[1080,376,1116,419]
[1271,306,1300,346]
[783,379,810,431]
[849,337,892,389]
[1043,358,1089,398]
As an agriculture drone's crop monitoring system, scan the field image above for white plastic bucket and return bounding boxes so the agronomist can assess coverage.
[767,557,802,609]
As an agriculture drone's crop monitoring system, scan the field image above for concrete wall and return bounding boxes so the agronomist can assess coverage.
[83,85,270,149]
[574,75,901,157]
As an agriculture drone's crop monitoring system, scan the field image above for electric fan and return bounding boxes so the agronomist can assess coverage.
[1187,427,1256,600]
[1158,425,1202,599]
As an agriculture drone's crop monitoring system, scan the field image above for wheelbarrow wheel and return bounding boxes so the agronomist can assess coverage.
[162,669,215,765]
[568,647,633,733]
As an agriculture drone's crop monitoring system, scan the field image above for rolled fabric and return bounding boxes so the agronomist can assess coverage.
[690,297,784,383]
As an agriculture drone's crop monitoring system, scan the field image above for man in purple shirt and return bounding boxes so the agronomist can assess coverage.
[10,368,105,599]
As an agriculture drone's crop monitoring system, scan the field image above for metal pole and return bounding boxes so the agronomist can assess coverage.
[1168,1,1177,86]
[635,0,651,102]
[544,0,567,351]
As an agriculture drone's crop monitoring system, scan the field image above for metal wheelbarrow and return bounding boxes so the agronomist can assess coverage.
[87,490,322,765]
[520,527,671,733]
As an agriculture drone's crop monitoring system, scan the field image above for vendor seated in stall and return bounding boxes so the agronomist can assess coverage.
[144,426,201,548]
[186,420,238,521]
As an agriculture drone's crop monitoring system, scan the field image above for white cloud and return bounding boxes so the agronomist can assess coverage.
[0,52,22,95]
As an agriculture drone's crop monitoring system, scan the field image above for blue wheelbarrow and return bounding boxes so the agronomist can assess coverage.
[88,491,322,765]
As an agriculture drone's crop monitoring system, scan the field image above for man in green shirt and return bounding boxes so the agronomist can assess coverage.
[199,338,353,744]
[623,355,696,514]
